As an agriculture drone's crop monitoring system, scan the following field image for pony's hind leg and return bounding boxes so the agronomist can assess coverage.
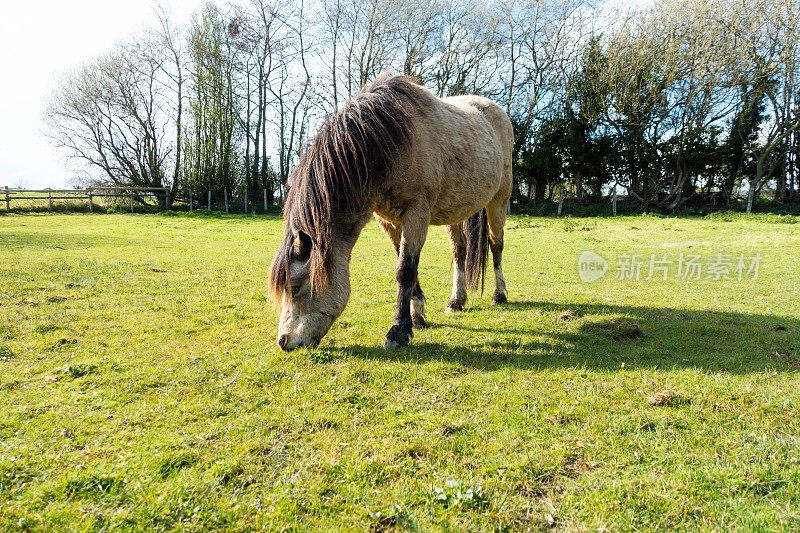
[486,197,509,305]
[410,282,427,328]
[445,224,468,312]
[375,214,427,329]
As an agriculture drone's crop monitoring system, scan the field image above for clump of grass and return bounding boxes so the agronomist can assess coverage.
[0,345,14,360]
[369,505,415,532]
[432,479,490,509]
[560,308,584,321]
[33,323,64,334]
[0,465,38,493]
[60,363,98,379]
[309,348,340,363]
[64,475,125,498]
[0,325,16,340]
[158,452,198,479]
[46,337,78,351]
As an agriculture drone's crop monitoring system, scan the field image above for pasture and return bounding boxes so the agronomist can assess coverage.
[1,212,799,531]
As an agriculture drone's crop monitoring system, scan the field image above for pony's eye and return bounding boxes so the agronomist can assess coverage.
[291,284,301,296]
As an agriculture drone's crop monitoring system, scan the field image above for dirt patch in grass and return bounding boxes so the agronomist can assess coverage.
[648,390,690,407]
[596,319,643,340]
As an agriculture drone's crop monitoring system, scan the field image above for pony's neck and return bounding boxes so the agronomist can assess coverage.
[333,207,374,260]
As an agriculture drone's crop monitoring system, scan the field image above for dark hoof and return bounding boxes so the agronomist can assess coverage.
[445,300,465,313]
[412,314,427,329]
[491,292,508,305]
[384,324,412,349]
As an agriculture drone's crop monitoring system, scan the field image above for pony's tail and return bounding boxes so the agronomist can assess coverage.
[463,208,489,294]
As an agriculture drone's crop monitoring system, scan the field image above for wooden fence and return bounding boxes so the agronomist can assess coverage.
[1,186,281,214]
[184,189,274,214]
[2,186,169,212]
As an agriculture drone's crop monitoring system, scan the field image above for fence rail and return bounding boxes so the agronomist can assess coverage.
[2,186,169,212]
[1,186,283,214]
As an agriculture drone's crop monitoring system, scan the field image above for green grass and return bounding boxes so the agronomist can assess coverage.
[0,212,798,532]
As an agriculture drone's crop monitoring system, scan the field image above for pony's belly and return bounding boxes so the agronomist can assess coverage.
[428,172,504,225]
[429,201,493,226]
[373,189,497,227]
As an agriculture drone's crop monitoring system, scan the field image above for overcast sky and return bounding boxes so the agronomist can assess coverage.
[0,0,650,190]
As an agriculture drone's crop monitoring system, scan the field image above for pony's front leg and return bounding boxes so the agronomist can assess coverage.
[384,206,429,349]
[375,214,427,329]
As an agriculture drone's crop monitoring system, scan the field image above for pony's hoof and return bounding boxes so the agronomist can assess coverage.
[445,301,464,313]
[491,293,508,305]
[384,338,402,349]
[412,315,427,329]
[384,324,411,349]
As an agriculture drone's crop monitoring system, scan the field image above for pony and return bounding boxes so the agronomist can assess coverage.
[268,74,513,350]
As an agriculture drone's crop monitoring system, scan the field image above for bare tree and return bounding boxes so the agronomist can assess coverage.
[264,0,312,196]
[641,0,740,208]
[392,0,440,82]
[497,0,588,142]
[429,0,500,97]
[152,6,189,205]
[45,42,172,204]
[724,0,800,211]
[183,3,242,196]
[232,0,284,199]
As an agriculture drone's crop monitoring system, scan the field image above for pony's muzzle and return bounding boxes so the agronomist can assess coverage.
[278,334,290,351]
[277,334,319,351]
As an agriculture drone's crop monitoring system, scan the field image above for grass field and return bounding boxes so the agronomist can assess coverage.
[1,211,799,532]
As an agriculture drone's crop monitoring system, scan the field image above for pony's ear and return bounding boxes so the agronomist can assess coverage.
[292,230,312,262]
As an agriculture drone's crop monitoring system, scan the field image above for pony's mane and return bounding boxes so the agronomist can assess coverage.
[269,74,421,301]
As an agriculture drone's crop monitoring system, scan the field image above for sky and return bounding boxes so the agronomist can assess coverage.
[0,0,653,190]
[0,0,207,189]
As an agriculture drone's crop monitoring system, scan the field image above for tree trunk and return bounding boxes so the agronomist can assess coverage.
[746,183,757,213]
[533,175,547,203]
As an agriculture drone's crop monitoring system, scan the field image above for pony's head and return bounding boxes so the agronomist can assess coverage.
[269,224,352,350]
[268,74,419,351]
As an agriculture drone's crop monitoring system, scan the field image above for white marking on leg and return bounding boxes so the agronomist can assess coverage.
[446,261,467,312]
[451,264,463,296]
[494,264,507,296]
[411,298,425,318]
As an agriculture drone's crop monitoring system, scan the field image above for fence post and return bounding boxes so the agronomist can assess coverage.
[244,189,248,214]
[558,194,564,216]
[5,186,9,211]
[263,189,267,212]
[612,187,618,216]
[224,189,229,214]
[190,194,193,211]
[207,191,211,211]
[48,189,53,211]
[130,191,134,213]
[88,187,93,212]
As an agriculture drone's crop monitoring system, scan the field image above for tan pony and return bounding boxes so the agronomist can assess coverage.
[268,74,513,350]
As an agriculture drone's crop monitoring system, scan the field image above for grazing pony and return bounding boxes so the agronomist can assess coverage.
[269,74,513,350]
